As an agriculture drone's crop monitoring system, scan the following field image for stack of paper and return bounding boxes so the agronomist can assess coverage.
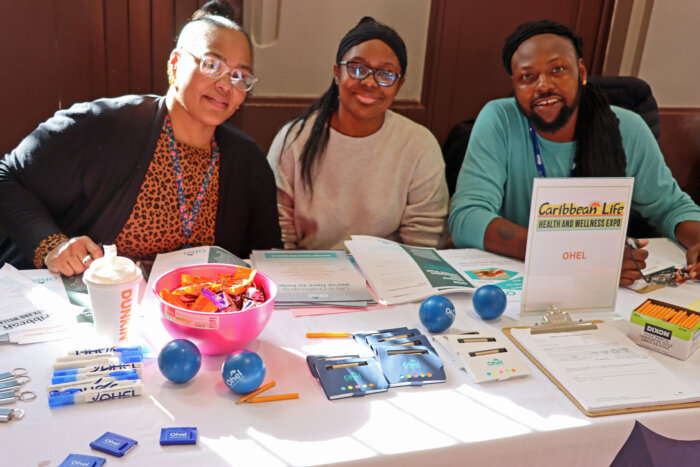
[0,264,83,344]
[508,323,700,413]
[251,250,374,307]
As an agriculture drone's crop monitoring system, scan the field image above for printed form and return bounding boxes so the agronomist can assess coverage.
[510,323,700,412]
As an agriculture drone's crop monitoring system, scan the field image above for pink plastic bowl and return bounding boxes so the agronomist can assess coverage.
[153,263,277,355]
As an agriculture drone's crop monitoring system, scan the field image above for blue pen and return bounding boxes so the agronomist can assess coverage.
[48,375,141,394]
[49,382,143,408]
[52,354,142,371]
[51,370,140,385]
[56,348,142,364]
[66,346,143,356]
[53,363,142,378]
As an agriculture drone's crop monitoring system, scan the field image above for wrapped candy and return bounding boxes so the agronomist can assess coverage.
[159,268,265,313]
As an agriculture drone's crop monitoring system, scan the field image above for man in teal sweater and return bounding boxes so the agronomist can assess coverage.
[449,20,700,285]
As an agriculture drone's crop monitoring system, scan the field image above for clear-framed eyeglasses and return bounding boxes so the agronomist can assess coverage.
[339,61,401,87]
[179,49,258,92]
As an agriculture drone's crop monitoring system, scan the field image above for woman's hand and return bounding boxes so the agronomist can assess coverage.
[619,238,649,286]
[45,236,104,276]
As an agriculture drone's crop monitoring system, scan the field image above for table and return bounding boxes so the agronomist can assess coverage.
[3,239,700,466]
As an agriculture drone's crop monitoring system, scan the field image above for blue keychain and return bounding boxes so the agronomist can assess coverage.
[0,368,29,383]
[0,407,24,422]
[0,389,36,404]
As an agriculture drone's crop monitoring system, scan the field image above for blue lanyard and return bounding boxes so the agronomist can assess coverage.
[164,115,219,248]
[528,122,547,178]
[527,122,574,177]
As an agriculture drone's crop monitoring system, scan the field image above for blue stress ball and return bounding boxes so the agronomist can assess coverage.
[473,285,507,320]
[419,295,456,333]
[158,339,202,383]
[221,350,266,394]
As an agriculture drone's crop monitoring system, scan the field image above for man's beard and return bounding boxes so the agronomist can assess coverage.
[517,81,583,133]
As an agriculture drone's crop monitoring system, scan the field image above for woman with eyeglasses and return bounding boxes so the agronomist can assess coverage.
[0,0,281,275]
[267,17,448,250]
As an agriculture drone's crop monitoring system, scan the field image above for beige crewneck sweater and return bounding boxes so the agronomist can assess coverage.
[267,110,448,250]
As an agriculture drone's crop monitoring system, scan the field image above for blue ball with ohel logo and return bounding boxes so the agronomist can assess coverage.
[221,350,266,394]
[419,295,456,333]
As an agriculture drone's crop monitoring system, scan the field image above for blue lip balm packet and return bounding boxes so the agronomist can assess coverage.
[59,454,106,467]
[160,427,198,445]
[90,431,138,457]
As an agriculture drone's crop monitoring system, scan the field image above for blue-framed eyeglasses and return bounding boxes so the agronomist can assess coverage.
[339,61,401,87]
[179,49,258,92]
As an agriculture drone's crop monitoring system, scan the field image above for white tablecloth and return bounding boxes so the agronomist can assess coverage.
[3,239,700,466]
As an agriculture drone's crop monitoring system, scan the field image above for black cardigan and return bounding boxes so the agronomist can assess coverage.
[0,94,281,267]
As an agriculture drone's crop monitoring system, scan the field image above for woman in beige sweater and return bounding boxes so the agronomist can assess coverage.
[267,17,448,250]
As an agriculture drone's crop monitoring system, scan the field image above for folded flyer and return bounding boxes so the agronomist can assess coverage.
[344,236,477,304]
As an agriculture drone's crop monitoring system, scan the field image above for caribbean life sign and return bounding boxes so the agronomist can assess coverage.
[521,178,634,316]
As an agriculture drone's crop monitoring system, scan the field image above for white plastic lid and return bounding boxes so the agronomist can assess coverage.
[83,245,140,285]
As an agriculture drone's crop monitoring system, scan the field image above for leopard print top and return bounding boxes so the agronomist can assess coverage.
[113,123,219,261]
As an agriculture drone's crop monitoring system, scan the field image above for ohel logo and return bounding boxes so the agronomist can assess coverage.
[487,358,504,366]
[226,369,243,386]
[402,359,421,369]
[343,372,361,381]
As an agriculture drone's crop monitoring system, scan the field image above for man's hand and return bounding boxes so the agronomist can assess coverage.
[675,220,700,280]
[620,238,649,286]
[685,242,699,279]
[45,236,103,276]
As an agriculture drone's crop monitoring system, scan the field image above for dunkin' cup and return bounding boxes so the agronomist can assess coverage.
[83,245,141,343]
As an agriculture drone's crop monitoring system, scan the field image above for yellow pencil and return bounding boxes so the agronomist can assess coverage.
[306,332,352,338]
[648,306,663,318]
[236,381,276,404]
[678,316,693,328]
[247,393,299,403]
[636,301,652,315]
[672,312,687,325]
[662,309,676,321]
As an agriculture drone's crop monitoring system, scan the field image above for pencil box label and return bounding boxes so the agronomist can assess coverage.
[644,323,671,340]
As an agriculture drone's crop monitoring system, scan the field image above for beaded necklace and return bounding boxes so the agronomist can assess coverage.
[164,114,219,248]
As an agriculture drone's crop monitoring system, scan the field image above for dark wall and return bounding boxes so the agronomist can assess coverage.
[0,0,240,154]
[0,0,612,154]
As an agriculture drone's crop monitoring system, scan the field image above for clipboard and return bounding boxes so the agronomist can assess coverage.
[503,306,700,417]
